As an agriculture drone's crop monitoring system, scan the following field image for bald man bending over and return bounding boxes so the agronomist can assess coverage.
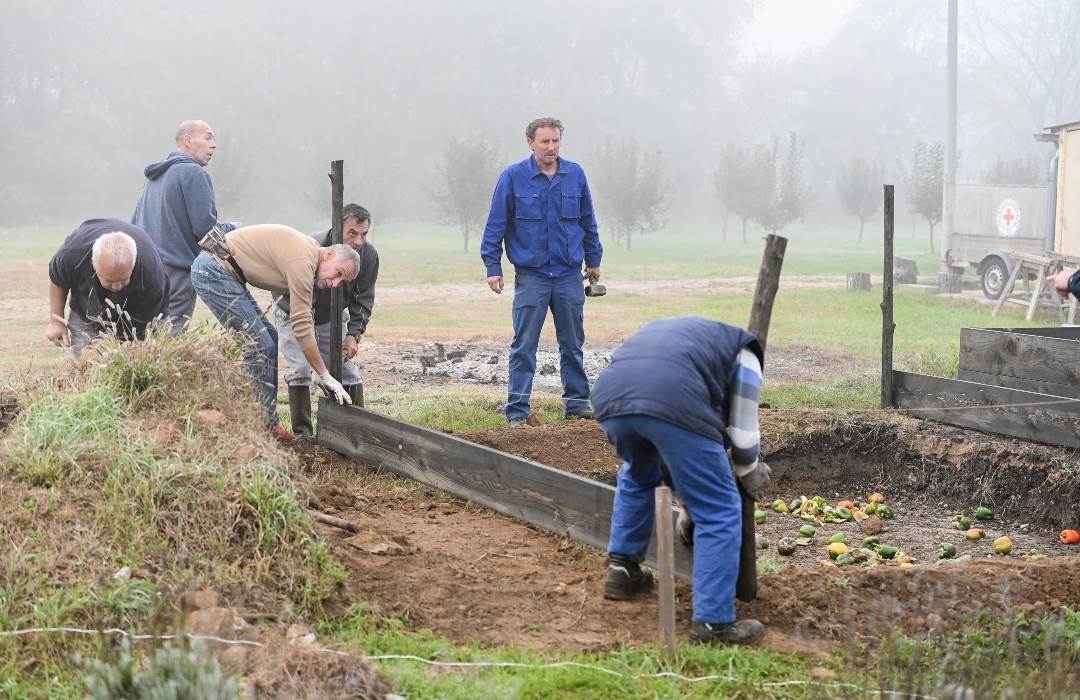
[46,219,170,356]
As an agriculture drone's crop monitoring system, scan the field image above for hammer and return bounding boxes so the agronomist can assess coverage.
[583,272,606,297]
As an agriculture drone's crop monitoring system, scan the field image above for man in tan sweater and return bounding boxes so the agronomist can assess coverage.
[190,224,362,442]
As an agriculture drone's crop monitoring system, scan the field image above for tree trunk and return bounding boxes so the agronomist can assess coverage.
[741,217,748,244]
[858,217,865,243]
[627,230,633,253]
[721,210,730,242]
[928,222,936,253]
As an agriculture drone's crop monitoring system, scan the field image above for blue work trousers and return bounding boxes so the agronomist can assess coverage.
[507,271,590,420]
[602,414,742,624]
[190,253,279,426]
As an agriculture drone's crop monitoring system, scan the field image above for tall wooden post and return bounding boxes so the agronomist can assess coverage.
[748,234,788,351]
[881,185,896,408]
[329,160,344,381]
[654,485,676,657]
[737,233,787,603]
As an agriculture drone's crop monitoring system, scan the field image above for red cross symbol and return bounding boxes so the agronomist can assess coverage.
[1002,208,1015,226]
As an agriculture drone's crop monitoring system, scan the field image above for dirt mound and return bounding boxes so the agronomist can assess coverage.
[747,555,1080,641]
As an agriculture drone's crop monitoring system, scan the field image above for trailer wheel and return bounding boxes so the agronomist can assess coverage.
[980,257,1008,299]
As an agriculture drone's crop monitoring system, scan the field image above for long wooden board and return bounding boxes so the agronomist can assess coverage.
[317,399,694,579]
[957,367,1080,400]
[893,370,1080,448]
[959,327,1080,389]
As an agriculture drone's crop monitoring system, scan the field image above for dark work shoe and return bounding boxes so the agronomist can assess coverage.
[690,619,765,646]
[603,554,654,600]
[565,409,594,420]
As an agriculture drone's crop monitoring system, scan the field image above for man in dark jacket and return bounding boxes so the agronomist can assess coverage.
[591,316,771,646]
[274,203,380,436]
[132,119,236,334]
[45,219,170,356]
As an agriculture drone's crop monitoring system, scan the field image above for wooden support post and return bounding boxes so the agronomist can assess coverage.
[737,233,787,602]
[655,486,676,657]
[881,185,895,408]
[329,160,344,381]
[748,234,787,352]
[846,272,871,291]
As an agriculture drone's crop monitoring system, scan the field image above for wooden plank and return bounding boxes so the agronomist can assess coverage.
[959,327,1080,388]
[957,367,1080,400]
[977,326,1080,340]
[893,371,1080,448]
[655,486,676,658]
[316,399,694,579]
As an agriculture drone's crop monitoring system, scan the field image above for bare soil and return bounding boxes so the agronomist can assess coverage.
[301,410,1080,654]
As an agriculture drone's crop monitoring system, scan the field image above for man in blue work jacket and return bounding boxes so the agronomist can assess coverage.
[480,117,603,426]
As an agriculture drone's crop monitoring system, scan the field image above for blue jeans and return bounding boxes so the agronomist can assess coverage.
[507,271,590,420]
[602,415,742,624]
[190,253,279,426]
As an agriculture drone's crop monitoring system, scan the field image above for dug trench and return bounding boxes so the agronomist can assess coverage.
[302,409,1080,653]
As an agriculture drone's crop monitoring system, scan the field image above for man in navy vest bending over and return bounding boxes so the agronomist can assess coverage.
[590,316,771,646]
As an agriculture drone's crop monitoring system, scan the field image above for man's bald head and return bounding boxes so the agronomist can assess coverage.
[175,119,216,166]
[91,232,137,292]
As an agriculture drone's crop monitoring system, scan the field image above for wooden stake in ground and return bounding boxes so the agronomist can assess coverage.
[748,234,788,352]
[654,485,676,657]
[881,184,895,408]
[738,233,787,602]
[329,160,344,381]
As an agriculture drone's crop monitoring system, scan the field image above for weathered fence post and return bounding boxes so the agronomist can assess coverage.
[329,160,344,381]
[655,485,676,657]
[739,233,787,602]
[881,185,895,408]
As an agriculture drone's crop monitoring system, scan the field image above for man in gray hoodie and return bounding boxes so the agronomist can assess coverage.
[132,119,236,333]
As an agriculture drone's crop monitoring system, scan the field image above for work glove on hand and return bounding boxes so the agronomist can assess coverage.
[675,505,695,548]
[736,460,772,501]
[316,371,352,405]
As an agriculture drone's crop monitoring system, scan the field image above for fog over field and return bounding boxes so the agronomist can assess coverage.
[2,0,1078,237]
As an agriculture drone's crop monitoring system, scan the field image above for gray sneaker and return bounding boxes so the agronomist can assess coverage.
[690,619,764,645]
[507,418,527,429]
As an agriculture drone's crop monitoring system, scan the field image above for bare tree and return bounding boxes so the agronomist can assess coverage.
[427,136,502,253]
[590,136,671,252]
[747,133,811,236]
[836,157,883,242]
[908,141,944,252]
[713,144,757,243]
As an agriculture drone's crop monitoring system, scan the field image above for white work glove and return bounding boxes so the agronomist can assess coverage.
[736,460,772,501]
[676,505,695,548]
[316,371,352,406]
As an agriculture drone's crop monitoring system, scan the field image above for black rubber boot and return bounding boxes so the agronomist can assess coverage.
[603,554,654,601]
[347,383,364,408]
[288,385,313,438]
[690,619,765,646]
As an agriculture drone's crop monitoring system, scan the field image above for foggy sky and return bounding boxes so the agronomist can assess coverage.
[1,0,1077,230]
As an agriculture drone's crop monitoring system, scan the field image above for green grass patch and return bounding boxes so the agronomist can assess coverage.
[366,384,566,432]
[322,602,827,699]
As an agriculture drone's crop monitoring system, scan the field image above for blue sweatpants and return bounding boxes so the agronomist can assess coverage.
[602,414,742,624]
[506,271,590,421]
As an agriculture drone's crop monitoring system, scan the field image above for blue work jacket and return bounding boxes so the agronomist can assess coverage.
[480,155,602,279]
